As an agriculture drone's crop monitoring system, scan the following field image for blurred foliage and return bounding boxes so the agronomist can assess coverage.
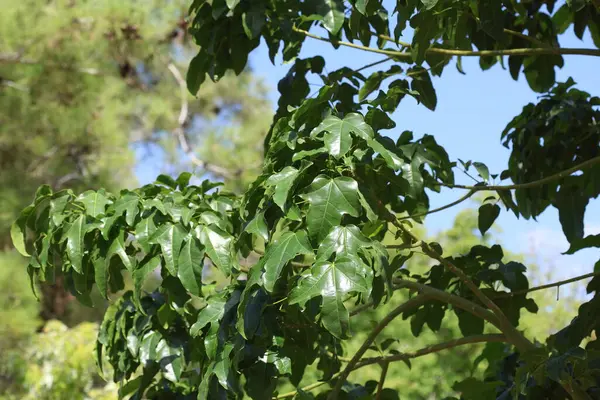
[0,0,271,247]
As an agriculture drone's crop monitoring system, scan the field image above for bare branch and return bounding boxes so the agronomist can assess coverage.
[166,63,237,180]
[328,295,430,399]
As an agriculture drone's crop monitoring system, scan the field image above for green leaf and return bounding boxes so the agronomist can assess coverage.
[564,234,600,255]
[107,234,134,271]
[358,66,403,101]
[355,0,368,14]
[289,255,370,338]
[242,10,265,39]
[472,162,490,182]
[11,217,29,257]
[156,339,182,382]
[66,215,86,273]
[133,256,161,306]
[478,203,500,235]
[409,67,437,111]
[401,158,424,197]
[149,223,187,276]
[453,378,503,400]
[196,225,234,275]
[93,255,108,299]
[311,113,375,158]
[555,184,588,243]
[226,0,240,10]
[301,176,362,242]
[112,192,140,226]
[316,0,345,35]
[478,0,505,43]
[190,298,226,337]
[266,167,300,212]
[177,237,205,297]
[261,231,313,292]
[244,211,269,241]
[317,225,371,260]
[368,138,405,171]
[78,190,110,218]
[420,0,439,10]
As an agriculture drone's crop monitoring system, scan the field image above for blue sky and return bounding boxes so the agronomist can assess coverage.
[137,14,599,288]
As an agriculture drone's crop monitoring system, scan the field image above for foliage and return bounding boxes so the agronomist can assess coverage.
[0,0,271,247]
[12,0,600,399]
[1,320,117,400]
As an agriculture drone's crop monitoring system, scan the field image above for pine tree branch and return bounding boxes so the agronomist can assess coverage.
[167,63,237,180]
[293,27,600,58]
[440,156,600,191]
[328,295,430,399]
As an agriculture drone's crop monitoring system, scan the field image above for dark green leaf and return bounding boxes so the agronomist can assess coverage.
[317,225,371,260]
[311,113,374,158]
[262,231,313,292]
[478,203,500,235]
[316,0,345,35]
[196,225,234,274]
[190,298,226,336]
[244,211,269,241]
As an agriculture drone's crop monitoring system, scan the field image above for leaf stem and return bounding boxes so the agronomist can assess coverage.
[490,272,599,298]
[398,189,476,221]
[440,156,600,191]
[328,295,430,399]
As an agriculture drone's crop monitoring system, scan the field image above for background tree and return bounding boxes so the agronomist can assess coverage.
[9,0,600,399]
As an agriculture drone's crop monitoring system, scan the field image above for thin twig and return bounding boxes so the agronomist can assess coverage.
[398,190,476,221]
[328,295,430,399]
[167,63,236,180]
[441,156,600,191]
[356,56,393,72]
[491,272,599,298]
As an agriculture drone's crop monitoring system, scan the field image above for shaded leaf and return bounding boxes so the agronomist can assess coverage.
[262,231,313,292]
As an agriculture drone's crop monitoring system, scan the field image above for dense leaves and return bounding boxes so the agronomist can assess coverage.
[11,0,600,399]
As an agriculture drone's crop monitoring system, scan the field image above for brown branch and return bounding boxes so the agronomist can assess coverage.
[293,27,600,58]
[393,223,534,352]
[328,295,430,399]
[441,156,600,191]
[167,63,237,180]
[274,334,506,399]
[375,361,389,400]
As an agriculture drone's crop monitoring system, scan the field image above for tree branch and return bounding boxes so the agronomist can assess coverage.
[393,223,534,352]
[274,334,506,399]
[375,361,389,400]
[167,63,238,180]
[328,295,430,399]
[293,27,600,59]
[441,156,600,191]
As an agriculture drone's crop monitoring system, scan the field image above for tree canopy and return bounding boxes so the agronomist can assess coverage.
[10,0,600,399]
